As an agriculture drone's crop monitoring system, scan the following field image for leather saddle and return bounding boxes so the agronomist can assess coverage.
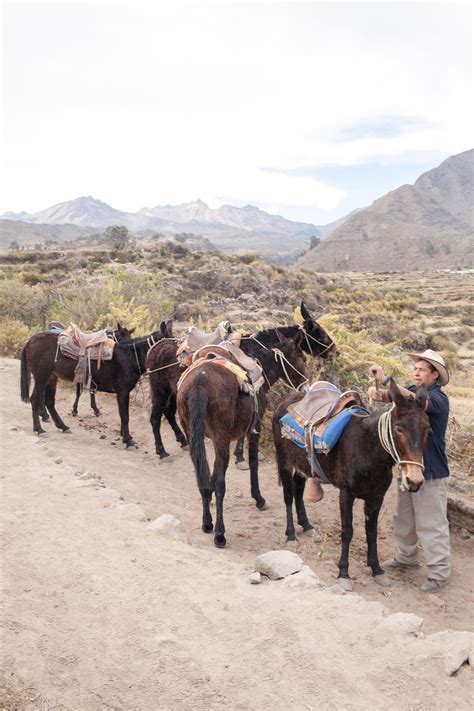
[288,381,365,429]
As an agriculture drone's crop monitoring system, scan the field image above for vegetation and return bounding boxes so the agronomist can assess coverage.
[0,243,472,478]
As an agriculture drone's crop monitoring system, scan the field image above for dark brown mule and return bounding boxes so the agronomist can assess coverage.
[177,336,307,547]
[71,323,135,417]
[148,302,334,460]
[272,379,429,589]
[21,321,173,447]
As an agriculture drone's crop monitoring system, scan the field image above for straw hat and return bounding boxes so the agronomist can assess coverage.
[408,349,449,386]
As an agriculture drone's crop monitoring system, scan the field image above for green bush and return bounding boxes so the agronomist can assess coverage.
[0,318,30,357]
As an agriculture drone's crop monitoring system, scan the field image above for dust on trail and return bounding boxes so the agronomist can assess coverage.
[1,357,473,710]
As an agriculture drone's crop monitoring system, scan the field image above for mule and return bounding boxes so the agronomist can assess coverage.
[21,321,173,447]
[177,335,307,547]
[71,323,135,417]
[272,379,429,589]
[147,301,334,460]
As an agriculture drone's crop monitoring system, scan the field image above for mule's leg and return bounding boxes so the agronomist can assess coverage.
[30,380,48,435]
[90,391,100,417]
[338,487,355,584]
[116,390,136,447]
[71,383,81,416]
[280,467,297,543]
[294,476,314,534]
[234,437,247,467]
[150,396,170,459]
[45,377,71,432]
[212,443,230,548]
[248,434,266,510]
[364,500,387,580]
[163,395,188,448]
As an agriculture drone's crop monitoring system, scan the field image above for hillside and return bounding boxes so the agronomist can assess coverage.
[300,150,473,271]
[0,219,99,250]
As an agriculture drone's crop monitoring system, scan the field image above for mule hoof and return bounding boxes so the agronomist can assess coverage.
[61,428,72,434]
[374,573,391,588]
[159,455,173,464]
[302,528,322,543]
[38,431,49,438]
[235,460,249,471]
[94,410,101,417]
[180,444,189,452]
[71,412,78,417]
[125,439,137,449]
[214,534,226,548]
[202,523,213,534]
[256,500,268,511]
[337,577,353,592]
[285,539,298,549]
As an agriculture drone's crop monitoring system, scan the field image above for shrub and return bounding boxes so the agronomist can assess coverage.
[0,318,30,357]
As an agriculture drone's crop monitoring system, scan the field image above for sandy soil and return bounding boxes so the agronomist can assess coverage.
[1,356,473,710]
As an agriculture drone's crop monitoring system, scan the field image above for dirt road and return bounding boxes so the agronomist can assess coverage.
[1,357,473,709]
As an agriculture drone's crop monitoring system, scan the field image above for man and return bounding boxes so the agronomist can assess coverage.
[368,349,451,593]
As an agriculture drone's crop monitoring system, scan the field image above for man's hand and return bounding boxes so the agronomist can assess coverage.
[369,364,386,383]
[368,385,384,402]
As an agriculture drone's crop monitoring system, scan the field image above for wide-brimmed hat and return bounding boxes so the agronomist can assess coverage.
[408,349,449,386]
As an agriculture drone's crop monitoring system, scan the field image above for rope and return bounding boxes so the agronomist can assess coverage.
[378,405,425,476]
[146,360,180,375]
[298,325,334,357]
[271,348,308,390]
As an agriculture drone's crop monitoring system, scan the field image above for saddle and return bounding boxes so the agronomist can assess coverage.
[58,323,116,385]
[280,381,369,481]
[176,320,239,364]
[287,381,365,429]
[177,342,264,394]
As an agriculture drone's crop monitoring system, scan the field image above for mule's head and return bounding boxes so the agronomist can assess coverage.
[115,323,135,340]
[275,331,307,389]
[299,301,335,358]
[160,320,173,338]
[388,379,431,492]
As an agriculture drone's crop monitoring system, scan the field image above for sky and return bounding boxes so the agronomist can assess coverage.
[1,0,473,226]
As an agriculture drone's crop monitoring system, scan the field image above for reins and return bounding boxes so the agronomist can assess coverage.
[298,326,334,357]
[378,405,425,477]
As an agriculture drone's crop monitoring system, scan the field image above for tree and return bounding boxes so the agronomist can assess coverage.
[309,235,321,250]
[9,240,20,252]
[102,225,130,250]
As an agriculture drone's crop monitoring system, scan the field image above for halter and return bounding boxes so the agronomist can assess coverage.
[378,405,425,487]
[298,325,334,357]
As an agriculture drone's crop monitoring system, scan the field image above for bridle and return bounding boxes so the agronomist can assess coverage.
[271,347,308,390]
[378,405,425,489]
[298,325,334,358]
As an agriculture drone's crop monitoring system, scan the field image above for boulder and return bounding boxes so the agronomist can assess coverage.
[148,514,189,543]
[378,612,424,637]
[254,550,304,580]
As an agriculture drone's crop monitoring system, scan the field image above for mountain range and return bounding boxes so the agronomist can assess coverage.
[298,149,473,272]
[0,197,322,254]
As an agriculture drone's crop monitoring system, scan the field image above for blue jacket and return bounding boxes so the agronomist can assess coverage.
[407,384,450,479]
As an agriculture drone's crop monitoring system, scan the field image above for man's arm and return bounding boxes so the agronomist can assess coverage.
[368,363,416,403]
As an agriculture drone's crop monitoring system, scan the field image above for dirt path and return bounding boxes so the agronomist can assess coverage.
[1,357,473,709]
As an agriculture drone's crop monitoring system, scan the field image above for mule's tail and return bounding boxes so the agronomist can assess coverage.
[20,347,30,403]
[188,383,211,491]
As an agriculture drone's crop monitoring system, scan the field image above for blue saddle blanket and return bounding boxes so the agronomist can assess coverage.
[280,406,367,455]
[48,328,64,335]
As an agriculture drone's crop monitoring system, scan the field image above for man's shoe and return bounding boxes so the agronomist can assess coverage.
[382,558,420,572]
[420,578,449,593]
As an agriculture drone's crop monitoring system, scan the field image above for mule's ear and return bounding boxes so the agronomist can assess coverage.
[387,378,405,406]
[128,327,136,336]
[117,321,122,331]
[416,384,428,410]
[275,328,285,343]
[294,330,304,348]
[164,319,173,337]
[300,301,312,322]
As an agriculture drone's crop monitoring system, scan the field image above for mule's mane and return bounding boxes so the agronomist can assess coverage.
[119,330,163,348]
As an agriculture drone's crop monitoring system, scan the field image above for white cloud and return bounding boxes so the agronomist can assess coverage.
[1,0,472,219]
